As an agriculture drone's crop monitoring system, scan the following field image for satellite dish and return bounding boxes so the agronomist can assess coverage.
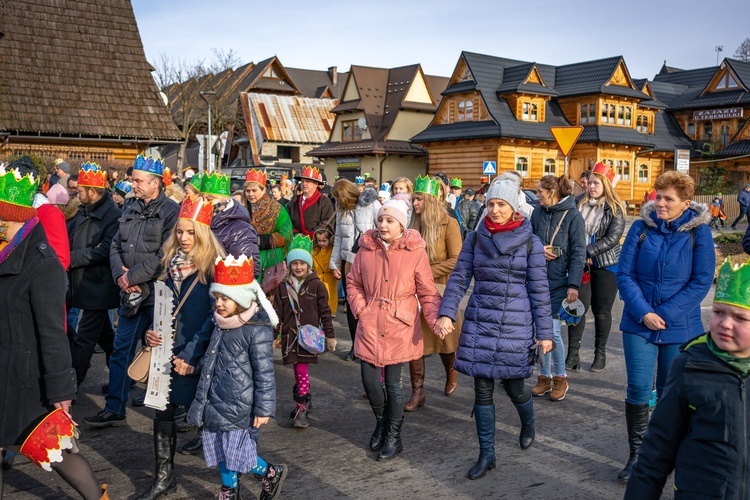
[159,91,169,107]
[357,117,367,130]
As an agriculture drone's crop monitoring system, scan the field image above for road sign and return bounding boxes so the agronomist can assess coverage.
[550,126,584,157]
[483,161,497,175]
[675,149,690,173]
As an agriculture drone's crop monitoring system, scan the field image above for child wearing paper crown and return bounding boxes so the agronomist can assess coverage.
[186,255,287,500]
[272,235,336,429]
[625,260,750,499]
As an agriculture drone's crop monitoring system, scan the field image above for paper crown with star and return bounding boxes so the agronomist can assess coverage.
[0,162,38,208]
[179,195,213,226]
[715,260,750,310]
[414,175,441,198]
[78,162,108,189]
[245,169,267,186]
[133,154,165,177]
[20,409,78,472]
[450,178,463,188]
[200,172,231,196]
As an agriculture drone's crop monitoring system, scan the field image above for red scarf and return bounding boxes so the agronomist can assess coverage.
[484,213,523,234]
[297,188,322,236]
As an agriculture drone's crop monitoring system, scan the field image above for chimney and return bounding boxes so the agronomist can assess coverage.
[328,66,338,86]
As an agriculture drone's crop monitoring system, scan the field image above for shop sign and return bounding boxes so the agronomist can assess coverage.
[693,108,743,121]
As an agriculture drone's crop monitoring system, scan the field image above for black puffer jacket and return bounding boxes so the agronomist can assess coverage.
[579,200,625,269]
[187,309,276,431]
[210,201,260,279]
[626,334,750,499]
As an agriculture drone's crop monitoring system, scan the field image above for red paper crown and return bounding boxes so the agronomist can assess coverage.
[179,195,213,226]
[20,409,78,471]
[299,166,322,183]
[214,255,255,286]
[78,162,108,189]
[245,169,267,186]
[162,168,173,187]
[592,162,615,183]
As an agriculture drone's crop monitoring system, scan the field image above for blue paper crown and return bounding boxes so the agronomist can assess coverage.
[380,183,391,192]
[133,154,165,177]
[115,180,132,194]
[355,176,365,185]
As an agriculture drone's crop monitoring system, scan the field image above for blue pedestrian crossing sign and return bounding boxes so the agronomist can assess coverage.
[482,161,497,175]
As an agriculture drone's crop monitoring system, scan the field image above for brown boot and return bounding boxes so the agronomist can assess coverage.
[550,376,569,401]
[531,375,552,397]
[404,357,425,411]
[440,352,458,396]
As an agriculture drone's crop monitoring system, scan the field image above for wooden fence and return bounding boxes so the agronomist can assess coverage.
[694,195,740,220]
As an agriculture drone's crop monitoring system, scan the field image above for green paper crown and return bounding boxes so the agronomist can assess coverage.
[414,175,441,198]
[290,234,313,254]
[450,178,463,188]
[0,165,38,208]
[201,172,230,196]
[715,260,750,310]
[188,173,204,192]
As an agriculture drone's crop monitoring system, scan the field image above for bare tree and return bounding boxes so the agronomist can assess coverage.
[735,38,750,62]
[208,48,241,74]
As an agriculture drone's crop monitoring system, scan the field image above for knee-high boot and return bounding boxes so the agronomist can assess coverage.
[136,420,177,499]
[617,402,650,483]
[403,357,425,411]
[467,404,495,480]
[377,394,404,461]
[566,324,583,371]
[590,331,609,372]
[439,352,458,396]
[369,404,388,452]
[513,397,535,449]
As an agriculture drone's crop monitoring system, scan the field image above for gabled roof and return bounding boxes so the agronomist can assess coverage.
[719,140,750,156]
[285,67,348,99]
[240,93,337,144]
[496,63,558,96]
[554,56,648,99]
[653,65,716,87]
[726,59,750,90]
[237,56,300,95]
[0,0,180,141]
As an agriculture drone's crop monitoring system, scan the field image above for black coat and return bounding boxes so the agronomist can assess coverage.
[626,335,750,499]
[580,200,625,269]
[0,223,77,445]
[66,192,121,310]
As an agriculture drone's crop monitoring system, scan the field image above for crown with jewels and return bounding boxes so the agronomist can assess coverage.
[355,176,365,185]
[77,162,108,189]
[214,254,255,286]
[179,195,213,226]
[201,172,231,196]
[715,260,750,310]
[592,162,616,183]
[297,166,323,183]
[414,175,441,198]
[133,154,165,177]
[20,409,78,472]
[245,169,267,186]
[0,163,38,208]
[162,168,173,188]
[289,234,313,254]
[114,180,132,195]
[450,178,463,188]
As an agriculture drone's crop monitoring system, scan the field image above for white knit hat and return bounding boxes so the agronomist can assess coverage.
[485,179,519,212]
[210,255,279,327]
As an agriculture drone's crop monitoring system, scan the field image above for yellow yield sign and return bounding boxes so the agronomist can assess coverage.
[550,126,584,157]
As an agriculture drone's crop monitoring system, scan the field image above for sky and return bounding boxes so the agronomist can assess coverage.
[132,0,749,80]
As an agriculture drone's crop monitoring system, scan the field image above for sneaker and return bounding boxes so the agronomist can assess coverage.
[531,375,552,396]
[259,464,287,500]
[550,376,569,401]
[84,410,126,428]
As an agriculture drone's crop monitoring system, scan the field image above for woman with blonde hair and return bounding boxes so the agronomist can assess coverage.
[405,175,462,410]
[391,177,414,195]
[567,163,626,372]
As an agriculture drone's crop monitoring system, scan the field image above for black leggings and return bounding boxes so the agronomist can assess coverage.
[568,267,618,339]
[361,362,404,420]
[474,377,530,406]
[341,263,358,341]
[155,403,177,422]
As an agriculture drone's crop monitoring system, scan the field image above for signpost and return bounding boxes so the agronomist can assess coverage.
[675,149,690,174]
[550,126,584,176]
[483,160,497,184]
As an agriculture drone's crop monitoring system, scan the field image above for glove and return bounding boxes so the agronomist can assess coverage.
[326,338,337,352]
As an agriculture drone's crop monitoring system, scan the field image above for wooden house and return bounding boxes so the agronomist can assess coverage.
[0,0,181,167]
[411,52,691,203]
[308,64,449,183]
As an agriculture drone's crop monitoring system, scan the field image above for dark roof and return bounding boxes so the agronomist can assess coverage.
[652,65,716,87]
[411,121,502,143]
[718,140,750,156]
[648,111,692,151]
[495,63,558,96]
[307,139,426,157]
[658,62,684,75]
[286,67,348,99]
[578,126,654,147]
[725,59,750,90]
[0,0,181,140]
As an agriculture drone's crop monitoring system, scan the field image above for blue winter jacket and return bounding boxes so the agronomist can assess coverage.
[738,188,750,208]
[438,217,554,380]
[187,308,276,431]
[211,201,261,279]
[616,202,714,344]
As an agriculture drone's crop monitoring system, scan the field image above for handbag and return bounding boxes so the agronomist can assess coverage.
[126,277,199,382]
[285,282,325,355]
[261,235,288,295]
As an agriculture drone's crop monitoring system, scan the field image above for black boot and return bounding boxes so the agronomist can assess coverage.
[180,429,203,455]
[514,397,535,449]
[289,386,312,418]
[566,325,583,371]
[467,404,496,480]
[377,417,404,461]
[617,402,650,483]
[292,391,310,429]
[136,420,177,499]
[369,404,388,452]
[132,389,147,407]
[590,331,609,372]
[217,485,240,499]
[259,463,287,500]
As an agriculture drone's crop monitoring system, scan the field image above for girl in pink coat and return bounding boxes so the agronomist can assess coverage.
[347,199,445,461]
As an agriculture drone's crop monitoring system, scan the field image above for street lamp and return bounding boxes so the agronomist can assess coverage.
[199,90,216,173]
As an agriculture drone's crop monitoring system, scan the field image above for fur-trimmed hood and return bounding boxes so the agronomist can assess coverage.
[358,228,426,252]
[357,187,379,207]
[640,201,712,232]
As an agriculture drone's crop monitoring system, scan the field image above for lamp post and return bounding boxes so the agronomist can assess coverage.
[199,90,216,173]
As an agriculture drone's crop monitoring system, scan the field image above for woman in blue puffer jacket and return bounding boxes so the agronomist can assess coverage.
[436,180,554,481]
[615,170,714,483]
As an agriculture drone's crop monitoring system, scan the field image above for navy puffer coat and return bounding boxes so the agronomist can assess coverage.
[438,217,554,380]
[187,309,276,431]
[210,201,261,279]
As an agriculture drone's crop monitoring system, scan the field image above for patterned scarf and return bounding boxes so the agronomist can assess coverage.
[169,250,197,291]
[0,217,39,266]
[249,193,280,236]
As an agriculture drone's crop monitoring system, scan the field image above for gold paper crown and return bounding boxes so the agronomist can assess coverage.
[715,260,750,310]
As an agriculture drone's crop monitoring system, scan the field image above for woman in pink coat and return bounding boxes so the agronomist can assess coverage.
[347,199,445,461]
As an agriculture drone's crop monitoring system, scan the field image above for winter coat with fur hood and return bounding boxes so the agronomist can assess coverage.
[329,187,380,269]
[616,201,715,344]
[346,229,441,367]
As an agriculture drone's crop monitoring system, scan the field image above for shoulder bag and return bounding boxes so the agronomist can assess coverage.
[284,282,325,355]
[261,235,288,295]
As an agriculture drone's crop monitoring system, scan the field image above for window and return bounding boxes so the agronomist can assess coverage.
[638,164,649,183]
[636,115,650,133]
[581,104,588,124]
[715,73,739,90]
[720,124,730,145]
[342,120,363,142]
[602,104,616,124]
[618,106,625,125]
[277,145,300,162]
[588,104,596,123]
[516,157,529,177]
[263,67,279,78]
[687,122,695,136]
[618,160,630,181]
[544,158,556,174]
[522,102,538,121]
[702,121,713,140]
[458,100,474,121]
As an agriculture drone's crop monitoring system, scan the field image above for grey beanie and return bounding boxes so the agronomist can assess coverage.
[485,179,519,212]
[56,161,71,175]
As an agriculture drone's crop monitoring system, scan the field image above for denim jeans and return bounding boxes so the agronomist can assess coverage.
[104,306,153,416]
[622,332,681,405]
[541,319,566,377]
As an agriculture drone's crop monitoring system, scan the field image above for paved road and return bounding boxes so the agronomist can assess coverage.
[4,286,716,499]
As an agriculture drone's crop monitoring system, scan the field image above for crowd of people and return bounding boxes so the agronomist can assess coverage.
[2,153,749,499]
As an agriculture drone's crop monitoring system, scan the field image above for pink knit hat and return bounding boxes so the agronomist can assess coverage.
[47,183,69,205]
[377,199,409,228]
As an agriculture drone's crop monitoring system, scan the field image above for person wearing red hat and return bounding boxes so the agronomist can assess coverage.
[288,166,334,237]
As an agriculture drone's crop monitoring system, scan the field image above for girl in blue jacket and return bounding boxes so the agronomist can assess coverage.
[187,254,286,500]
[615,171,714,483]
